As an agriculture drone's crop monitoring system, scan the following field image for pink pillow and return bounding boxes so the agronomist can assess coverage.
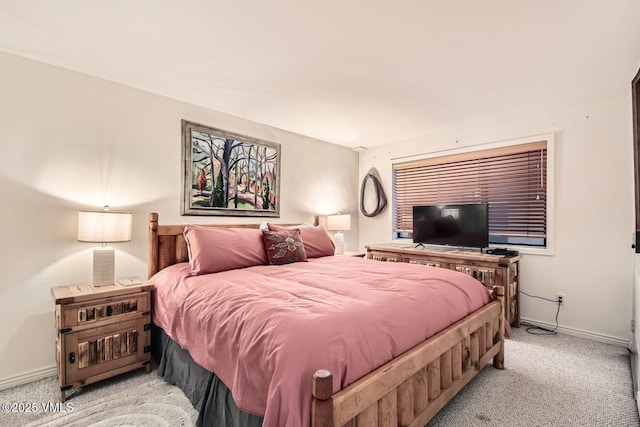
[267,224,335,258]
[262,229,308,265]
[182,225,268,275]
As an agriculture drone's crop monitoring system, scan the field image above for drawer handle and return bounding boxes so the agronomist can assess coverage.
[68,352,75,364]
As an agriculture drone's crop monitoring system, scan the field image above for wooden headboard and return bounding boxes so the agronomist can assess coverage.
[148,212,319,278]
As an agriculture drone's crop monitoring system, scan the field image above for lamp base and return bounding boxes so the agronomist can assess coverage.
[93,247,115,286]
[333,231,345,255]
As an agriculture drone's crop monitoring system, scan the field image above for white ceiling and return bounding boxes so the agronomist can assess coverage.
[1,1,639,148]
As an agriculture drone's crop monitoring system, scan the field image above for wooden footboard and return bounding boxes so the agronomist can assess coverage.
[312,287,505,427]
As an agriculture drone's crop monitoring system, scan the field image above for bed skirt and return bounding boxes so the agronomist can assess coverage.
[152,326,264,427]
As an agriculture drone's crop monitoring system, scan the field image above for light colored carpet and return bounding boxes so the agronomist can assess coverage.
[0,328,637,426]
[0,370,197,426]
[429,327,640,426]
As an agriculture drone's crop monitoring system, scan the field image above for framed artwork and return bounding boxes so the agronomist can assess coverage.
[181,120,281,217]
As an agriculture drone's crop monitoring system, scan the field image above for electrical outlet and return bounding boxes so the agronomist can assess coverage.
[557,293,565,306]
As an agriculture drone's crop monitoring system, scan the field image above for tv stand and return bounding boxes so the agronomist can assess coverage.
[366,243,521,326]
[414,243,425,248]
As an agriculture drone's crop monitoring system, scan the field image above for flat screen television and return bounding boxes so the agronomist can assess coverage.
[412,203,489,249]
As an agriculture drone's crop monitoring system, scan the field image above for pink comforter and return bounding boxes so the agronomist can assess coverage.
[151,256,491,427]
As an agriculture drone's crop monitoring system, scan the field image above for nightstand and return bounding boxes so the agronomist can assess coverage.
[51,278,152,402]
[338,251,366,258]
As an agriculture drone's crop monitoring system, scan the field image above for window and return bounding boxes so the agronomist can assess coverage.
[393,139,548,247]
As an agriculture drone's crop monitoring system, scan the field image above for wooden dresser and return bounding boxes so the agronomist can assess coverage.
[51,280,152,401]
[366,243,521,326]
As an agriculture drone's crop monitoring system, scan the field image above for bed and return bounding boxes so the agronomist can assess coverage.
[147,212,505,427]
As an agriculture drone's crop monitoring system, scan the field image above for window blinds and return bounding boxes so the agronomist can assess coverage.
[393,141,547,246]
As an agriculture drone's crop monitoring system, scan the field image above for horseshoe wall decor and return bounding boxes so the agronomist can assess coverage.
[360,168,388,217]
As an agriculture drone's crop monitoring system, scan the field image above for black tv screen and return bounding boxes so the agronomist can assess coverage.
[412,204,489,248]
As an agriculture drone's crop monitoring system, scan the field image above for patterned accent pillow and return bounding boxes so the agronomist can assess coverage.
[262,229,308,265]
[267,224,335,258]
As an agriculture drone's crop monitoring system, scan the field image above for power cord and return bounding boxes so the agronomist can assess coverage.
[519,290,561,336]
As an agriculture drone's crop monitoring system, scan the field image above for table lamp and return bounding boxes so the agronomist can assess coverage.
[327,213,351,255]
[78,206,132,286]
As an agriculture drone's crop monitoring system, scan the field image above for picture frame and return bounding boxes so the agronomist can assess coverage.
[181,120,281,217]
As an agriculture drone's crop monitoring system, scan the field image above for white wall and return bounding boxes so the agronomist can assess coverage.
[359,94,635,343]
[0,52,359,385]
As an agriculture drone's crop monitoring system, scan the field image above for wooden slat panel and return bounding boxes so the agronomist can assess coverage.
[451,342,462,380]
[470,332,480,365]
[397,378,413,427]
[478,325,486,357]
[356,403,378,427]
[176,234,189,263]
[412,367,429,415]
[485,322,493,351]
[378,389,398,427]
[157,224,184,235]
[427,359,440,401]
[158,235,176,271]
[462,337,471,372]
[440,349,452,390]
[340,420,356,427]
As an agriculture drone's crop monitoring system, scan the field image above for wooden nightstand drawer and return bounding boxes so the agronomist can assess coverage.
[60,291,149,331]
[52,280,152,401]
[63,317,150,384]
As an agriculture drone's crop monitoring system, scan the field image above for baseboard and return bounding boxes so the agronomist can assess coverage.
[519,317,631,348]
[0,365,57,391]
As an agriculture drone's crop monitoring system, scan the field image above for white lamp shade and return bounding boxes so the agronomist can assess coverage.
[327,214,351,231]
[78,211,132,243]
[78,210,132,286]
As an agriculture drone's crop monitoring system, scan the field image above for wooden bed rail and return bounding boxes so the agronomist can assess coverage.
[312,286,505,427]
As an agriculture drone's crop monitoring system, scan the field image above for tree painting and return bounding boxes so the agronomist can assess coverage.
[197,168,207,196]
[181,120,281,217]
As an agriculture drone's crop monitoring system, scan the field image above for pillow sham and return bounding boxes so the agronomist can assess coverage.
[262,229,308,265]
[182,224,268,275]
[267,223,335,258]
